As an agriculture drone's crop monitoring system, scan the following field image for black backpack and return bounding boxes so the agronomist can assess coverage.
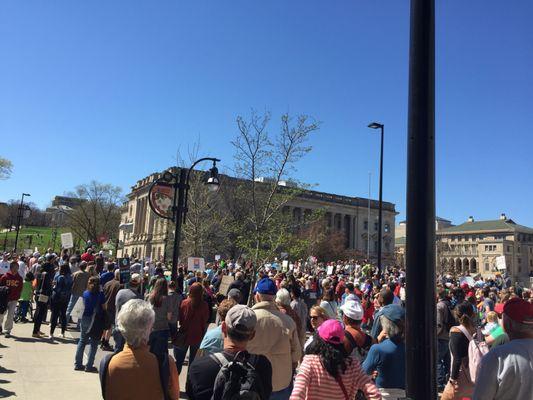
[0,286,9,314]
[99,351,170,400]
[210,351,264,400]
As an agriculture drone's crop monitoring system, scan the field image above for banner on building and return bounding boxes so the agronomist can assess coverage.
[496,256,506,270]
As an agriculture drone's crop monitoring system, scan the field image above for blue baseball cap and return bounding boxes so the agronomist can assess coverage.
[254,277,277,295]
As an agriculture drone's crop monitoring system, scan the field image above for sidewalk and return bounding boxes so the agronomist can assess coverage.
[0,319,190,399]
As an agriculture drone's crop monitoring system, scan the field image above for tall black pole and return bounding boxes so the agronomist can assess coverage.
[171,168,187,282]
[405,0,436,399]
[377,125,384,278]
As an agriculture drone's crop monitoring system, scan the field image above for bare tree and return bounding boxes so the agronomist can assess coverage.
[63,181,124,245]
[229,110,319,301]
[0,157,13,180]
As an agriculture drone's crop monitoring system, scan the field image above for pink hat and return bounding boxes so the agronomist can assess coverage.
[317,319,344,345]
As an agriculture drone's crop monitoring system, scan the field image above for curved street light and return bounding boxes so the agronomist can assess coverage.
[148,157,221,281]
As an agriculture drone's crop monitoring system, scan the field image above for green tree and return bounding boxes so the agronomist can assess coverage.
[0,157,13,180]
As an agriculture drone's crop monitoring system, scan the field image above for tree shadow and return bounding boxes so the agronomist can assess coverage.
[0,366,16,374]
[0,387,17,398]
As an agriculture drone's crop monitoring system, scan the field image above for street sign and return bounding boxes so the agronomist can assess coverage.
[188,257,205,272]
[148,181,174,220]
[60,233,74,249]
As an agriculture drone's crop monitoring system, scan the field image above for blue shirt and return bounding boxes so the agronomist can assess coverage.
[199,326,224,354]
[362,339,406,389]
[82,290,105,317]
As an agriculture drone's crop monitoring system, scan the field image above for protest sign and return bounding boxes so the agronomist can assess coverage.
[496,256,506,270]
[118,257,131,285]
[282,260,289,272]
[60,233,74,249]
[215,254,221,261]
[327,265,334,275]
[188,257,205,271]
[219,275,235,295]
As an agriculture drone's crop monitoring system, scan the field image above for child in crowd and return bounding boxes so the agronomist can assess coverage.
[18,271,34,322]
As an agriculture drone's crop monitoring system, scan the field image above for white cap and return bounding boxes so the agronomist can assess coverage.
[340,300,364,321]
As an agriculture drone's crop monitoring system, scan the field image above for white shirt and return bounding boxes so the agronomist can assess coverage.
[473,338,533,400]
[18,261,27,278]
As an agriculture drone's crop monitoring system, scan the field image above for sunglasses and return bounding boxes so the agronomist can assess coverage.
[310,316,321,320]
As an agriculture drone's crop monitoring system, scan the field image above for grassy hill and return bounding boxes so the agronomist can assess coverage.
[2,226,66,254]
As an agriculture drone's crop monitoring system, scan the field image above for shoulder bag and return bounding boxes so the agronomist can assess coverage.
[37,272,49,303]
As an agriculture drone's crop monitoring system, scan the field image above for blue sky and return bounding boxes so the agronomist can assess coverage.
[1,1,532,226]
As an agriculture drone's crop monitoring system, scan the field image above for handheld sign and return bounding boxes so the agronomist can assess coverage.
[60,233,74,249]
[219,275,235,296]
[118,257,131,285]
[188,257,205,272]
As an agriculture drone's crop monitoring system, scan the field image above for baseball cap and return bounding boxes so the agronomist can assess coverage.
[225,304,257,334]
[130,273,141,284]
[340,300,364,321]
[254,277,277,295]
[317,319,344,345]
[503,297,533,324]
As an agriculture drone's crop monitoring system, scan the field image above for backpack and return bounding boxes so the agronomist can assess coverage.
[456,325,489,383]
[210,351,264,400]
[344,330,372,361]
[99,351,170,400]
[0,286,9,314]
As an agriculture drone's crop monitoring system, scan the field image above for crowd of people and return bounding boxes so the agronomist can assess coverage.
[1,248,532,400]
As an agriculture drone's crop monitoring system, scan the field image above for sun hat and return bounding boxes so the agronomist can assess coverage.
[340,299,364,320]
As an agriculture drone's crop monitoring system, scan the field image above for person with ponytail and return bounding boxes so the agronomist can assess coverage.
[442,301,477,399]
[290,319,381,400]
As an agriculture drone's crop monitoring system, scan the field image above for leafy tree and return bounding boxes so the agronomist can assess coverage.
[0,157,13,180]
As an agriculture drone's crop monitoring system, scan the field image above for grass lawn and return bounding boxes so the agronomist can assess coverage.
[2,226,66,253]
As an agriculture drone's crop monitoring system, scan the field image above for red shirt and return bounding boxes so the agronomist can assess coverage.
[81,252,95,262]
[0,272,23,301]
[179,298,209,346]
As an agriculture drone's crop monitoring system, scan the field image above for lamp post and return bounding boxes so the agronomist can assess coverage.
[148,158,220,282]
[13,193,31,253]
[368,122,384,278]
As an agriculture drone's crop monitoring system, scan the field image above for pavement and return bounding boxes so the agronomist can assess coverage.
[0,316,191,399]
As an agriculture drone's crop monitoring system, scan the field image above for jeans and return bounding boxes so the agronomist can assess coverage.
[149,330,169,359]
[437,338,451,387]
[18,300,30,319]
[75,315,99,368]
[32,301,48,334]
[173,343,200,374]
[66,294,80,321]
[113,327,125,353]
[269,382,293,400]
[50,301,68,335]
[0,300,17,333]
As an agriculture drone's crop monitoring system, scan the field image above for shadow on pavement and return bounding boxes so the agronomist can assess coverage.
[0,387,17,398]
[0,366,16,374]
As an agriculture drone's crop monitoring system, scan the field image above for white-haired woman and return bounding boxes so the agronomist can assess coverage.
[276,288,305,352]
[102,299,180,400]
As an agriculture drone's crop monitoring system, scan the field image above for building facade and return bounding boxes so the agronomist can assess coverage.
[117,170,397,262]
[436,214,533,283]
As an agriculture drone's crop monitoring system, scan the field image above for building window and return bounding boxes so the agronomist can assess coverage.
[385,241,390,251]
[374,222,379,231]
[507,246,511,252]
[518,258,521,264]
[484,263,490,272]
[364,221,368,230]
[374,241,378,252]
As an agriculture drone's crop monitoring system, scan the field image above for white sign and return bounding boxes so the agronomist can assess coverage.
[282,260,289,272]
[60,233,74,249]
[23,249,33,257]
[145,256,152,264]
[327,265,334,275]
[496,256,506,270]
[187,257,205,272]
[215,255,221,261]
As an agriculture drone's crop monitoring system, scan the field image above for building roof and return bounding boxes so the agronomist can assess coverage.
[438,219,533,235]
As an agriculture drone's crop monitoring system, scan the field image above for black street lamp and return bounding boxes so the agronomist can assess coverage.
[368,122,384,278]
[148,158,220,281]
[13,193,31,253]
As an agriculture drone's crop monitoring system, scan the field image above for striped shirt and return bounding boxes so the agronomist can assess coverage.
[290,354,381,400]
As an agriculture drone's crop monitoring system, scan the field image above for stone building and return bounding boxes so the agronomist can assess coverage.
[394,217,453,267]
[436,214,533,283]
[117,170,397,263]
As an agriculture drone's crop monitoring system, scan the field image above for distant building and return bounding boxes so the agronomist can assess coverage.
[117,170,397,262]
[395,217,453,268]
[46,196,84,225]
[437,214,533,283]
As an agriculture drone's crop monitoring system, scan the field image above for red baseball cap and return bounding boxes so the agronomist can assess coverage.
[503,297,533,324]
